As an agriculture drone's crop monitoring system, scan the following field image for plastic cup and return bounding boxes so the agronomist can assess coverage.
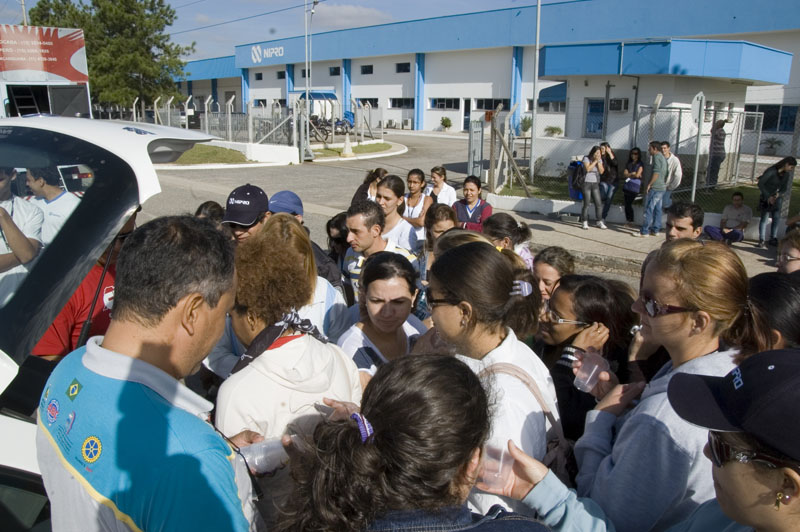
[237,438,289,475]
[573,348,610,393]
[478,444,514,491]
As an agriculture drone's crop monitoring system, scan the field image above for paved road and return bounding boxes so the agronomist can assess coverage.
[145,133,474,248]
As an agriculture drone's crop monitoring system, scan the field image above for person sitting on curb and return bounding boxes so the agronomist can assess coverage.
[704,191,752,245]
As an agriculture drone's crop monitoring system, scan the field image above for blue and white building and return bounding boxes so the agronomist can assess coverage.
[178,0,798,154]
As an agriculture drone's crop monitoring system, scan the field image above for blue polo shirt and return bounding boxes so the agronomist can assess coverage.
[36,337,252,532]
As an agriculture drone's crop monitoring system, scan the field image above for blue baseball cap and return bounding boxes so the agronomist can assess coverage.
[269,190,303,217]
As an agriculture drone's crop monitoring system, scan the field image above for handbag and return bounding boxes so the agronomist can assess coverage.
[480,362,578,488]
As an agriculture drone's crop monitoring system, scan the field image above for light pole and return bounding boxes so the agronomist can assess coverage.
[528,0,541,184]
[20,0,28,25]
[303,0,319,160]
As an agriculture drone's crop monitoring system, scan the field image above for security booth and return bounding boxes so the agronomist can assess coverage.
[0,24,92,118]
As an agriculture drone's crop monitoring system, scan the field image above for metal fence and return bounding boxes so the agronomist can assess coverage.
[516,105,769,214]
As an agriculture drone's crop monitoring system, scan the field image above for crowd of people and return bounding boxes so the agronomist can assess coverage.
[29,161,800,532]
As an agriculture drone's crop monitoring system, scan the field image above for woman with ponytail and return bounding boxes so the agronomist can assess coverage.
[351,167,388,205]
[569,239,771,532]
[427,241,556,515]
[483,212,534,269]
[277,356,549,532]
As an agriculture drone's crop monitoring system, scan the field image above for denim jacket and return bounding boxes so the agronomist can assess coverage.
[367,504,550,531]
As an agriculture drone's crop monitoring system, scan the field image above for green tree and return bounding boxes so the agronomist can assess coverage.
[30,0,193,107]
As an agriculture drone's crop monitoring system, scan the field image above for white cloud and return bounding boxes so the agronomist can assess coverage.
[312,3,393,31]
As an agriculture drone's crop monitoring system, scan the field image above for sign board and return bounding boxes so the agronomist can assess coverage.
[0,25,88,83]
[691,91,705,126]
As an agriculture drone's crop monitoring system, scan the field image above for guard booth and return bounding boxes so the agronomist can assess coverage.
[0,24,92,118]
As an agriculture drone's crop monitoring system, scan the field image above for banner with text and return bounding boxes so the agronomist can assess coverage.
[0,25,88,83]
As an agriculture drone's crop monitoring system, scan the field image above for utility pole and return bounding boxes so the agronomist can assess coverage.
[528,0,541,184]
[21,0,28,25]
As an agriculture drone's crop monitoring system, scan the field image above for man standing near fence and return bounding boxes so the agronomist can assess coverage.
[660,141,683,209]
[634,142,668,238]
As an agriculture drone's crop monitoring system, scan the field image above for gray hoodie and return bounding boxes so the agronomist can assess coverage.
[574,349,738,532]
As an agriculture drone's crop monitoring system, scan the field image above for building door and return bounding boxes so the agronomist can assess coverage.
[585,98,604,138]
[463,98,471,130]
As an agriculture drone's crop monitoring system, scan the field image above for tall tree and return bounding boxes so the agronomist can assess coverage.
[29,0,193,106]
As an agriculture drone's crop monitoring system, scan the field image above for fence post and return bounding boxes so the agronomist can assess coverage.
[183,95,193,130]
[131,97,139,122]
[204,95,212,134]
[690,94,704,203]
[165,96,175,127]
[675,109,682,155]
[247,102,254,144]
[226,95,235,142]
[153,96,162,125]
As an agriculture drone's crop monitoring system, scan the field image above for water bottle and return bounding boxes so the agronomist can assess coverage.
[237,438,288,475]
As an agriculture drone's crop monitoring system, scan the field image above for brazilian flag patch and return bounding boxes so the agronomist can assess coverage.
[66,378,83,401]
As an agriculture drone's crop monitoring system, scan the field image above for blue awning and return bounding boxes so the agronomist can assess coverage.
[539,39,792,85]
[290,90,339,101]
[538,82,566,103]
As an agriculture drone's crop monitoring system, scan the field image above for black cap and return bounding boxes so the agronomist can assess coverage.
[222,184,269,225]
[668,349,800,462]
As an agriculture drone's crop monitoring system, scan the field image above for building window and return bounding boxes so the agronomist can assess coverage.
[396,62,411,73]
[529,99,565,113]
[277,71,286,80]
[277,99,287,107]
[329,66,340,76]
[429,98,459,110]
[390,98,415,109]
[254,99,267,107]
[301,69,307,78]
[475,98,510,111]
[744,104,797,133]
[361,64,373,75]
[357,98,379,108]
[254,72,263,81]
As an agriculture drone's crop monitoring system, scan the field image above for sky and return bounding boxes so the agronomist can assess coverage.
[6,1,533,60]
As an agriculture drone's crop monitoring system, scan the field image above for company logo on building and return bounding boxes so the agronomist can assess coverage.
[250,45,284,64]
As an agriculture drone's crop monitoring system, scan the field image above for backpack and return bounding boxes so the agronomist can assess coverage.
[480,362,578,488]
[570,161,587,190]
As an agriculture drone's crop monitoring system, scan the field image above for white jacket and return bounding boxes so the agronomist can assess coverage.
[215,334,362,438]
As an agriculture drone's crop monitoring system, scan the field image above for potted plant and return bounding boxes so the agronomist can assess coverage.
[520,116,533,137]
[544,125,563,137]
[761,137,784,156]
[440,116,452,132]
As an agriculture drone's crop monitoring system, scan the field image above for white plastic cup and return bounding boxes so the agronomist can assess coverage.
[478,444,515,491]
[237,438,289,475]
[573,348,610,393]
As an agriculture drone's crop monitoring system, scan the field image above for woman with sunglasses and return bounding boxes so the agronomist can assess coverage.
[536,275,636,440]
[561,239,770,531]
[477,348,800,532]
[427,240,550,514]
[337,252,426,390]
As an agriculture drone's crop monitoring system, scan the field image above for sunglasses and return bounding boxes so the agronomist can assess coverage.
[641,294,694,318]
[543,299,588,326]
[707,431,798,472]
[424,286,459,311]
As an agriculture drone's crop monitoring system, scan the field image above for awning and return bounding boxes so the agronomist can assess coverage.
[290,90,339,101]
[539,39,792,85]
[538,82,566,103]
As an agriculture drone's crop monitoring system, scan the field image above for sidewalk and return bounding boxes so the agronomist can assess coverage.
[497,208,777,278]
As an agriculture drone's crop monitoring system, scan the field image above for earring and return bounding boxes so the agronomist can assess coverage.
[460,319,466,328]
[775,492,791,510]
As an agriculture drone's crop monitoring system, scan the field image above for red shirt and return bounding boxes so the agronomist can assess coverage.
[32,263,116,357]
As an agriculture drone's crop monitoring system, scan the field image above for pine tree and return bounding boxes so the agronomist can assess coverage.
[29,0,194,106]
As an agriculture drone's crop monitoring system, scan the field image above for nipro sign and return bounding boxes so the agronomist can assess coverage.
[0,25,88,83]
[250,45,285,64]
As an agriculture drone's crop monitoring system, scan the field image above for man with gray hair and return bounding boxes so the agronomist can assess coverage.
[36,215,263,532]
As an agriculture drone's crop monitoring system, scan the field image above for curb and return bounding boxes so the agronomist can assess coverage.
[312,142,408,163]
[530,242,644,276]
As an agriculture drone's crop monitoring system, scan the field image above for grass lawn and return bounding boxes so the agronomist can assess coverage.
[174,144,251,164]
[313,143,392,158]
[500,176,800,214]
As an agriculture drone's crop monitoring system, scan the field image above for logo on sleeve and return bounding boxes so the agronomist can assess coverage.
[46,399,60,424]
[66,378,83,401]
[82,436,102,463]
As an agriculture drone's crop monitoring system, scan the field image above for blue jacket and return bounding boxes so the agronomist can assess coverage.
[367,504,550,531]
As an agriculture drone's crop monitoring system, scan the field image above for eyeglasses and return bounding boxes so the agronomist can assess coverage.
[543,299,588,326]
[778,254,800,264]
[641,294,694,318]
[424,287,459,311]
[707,431,799,472]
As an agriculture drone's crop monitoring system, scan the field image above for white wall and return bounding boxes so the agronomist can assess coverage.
[348,54,415,127]
[249,65,285,107]
[425,48,512,131]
